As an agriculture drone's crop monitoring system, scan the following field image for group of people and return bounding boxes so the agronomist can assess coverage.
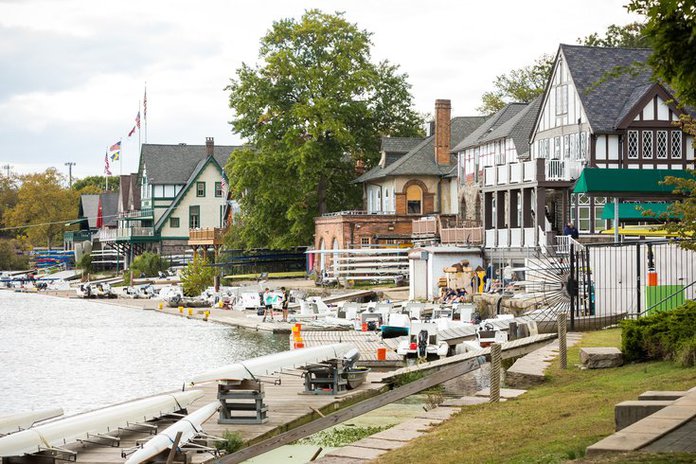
[439,287,468,304]
[261,287,289,322]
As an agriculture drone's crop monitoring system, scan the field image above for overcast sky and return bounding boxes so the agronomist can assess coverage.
[0,0,640,180]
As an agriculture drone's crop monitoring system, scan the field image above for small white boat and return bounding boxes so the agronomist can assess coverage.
[396,322,449,358]
[124,401,220,464]
[187,343,357,386]
[0,391,203,458]
[0,408,64,436]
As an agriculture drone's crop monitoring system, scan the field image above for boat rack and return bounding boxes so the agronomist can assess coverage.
[302,360,349,395]
[217,379,268,425]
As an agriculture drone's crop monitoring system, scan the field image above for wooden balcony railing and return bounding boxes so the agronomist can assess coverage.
[440,226,483,245]
[188,228,225,245]
[412,217,438,235]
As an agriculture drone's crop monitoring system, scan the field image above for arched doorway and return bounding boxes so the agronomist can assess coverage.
[406,184,423,215]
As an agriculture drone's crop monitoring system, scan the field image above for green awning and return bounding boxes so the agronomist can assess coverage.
[573,168,694,195]
[600,202,680,220]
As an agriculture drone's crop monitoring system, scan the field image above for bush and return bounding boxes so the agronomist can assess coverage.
[621,300,696,363]
[130,252,170,277]
[0,239,29,271]
[78,253,92,274]
[215,430,243,454]
[181,255,216,296]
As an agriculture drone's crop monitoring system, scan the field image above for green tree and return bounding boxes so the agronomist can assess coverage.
[72,176,119,194]
[477,22,651,115]
[627,1,696,108]
[0,176,19,238]
[579,22,650,48]
[181,255,216,296]
[477,55,554,115]
[225,10,423,248]
[0,239,29,271]
[5,168,79,248]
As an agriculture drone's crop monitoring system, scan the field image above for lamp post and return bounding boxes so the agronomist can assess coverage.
[65,162,76,187]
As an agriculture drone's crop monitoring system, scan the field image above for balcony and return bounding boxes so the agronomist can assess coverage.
[483,158,583,187]
[412,217,438,236]
[321,210,396,217]
[119,208,154,220]
[545,159,583,181]
[440,226,483,245]
[63,230,92,243]
[99,226,156,242]
[188,228,225,246]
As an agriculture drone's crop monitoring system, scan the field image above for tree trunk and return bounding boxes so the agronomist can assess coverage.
[317,176,327,215]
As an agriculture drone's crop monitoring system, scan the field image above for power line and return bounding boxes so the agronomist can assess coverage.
[0,213,122,232]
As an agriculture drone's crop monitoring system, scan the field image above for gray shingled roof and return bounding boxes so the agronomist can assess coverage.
[119,175,131,210]
[480,96,543,157]
[381,137,423,154]
[452,103,526,152]
[560,44,653,133]
[79,194,99,229]
[101,192,119,227]
[139,143,239,184]
[356,116,487,182]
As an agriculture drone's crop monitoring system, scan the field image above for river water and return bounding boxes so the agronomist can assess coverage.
[0,291,286,415]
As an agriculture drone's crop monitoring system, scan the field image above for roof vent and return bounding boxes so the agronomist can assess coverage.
[179,143,187,146]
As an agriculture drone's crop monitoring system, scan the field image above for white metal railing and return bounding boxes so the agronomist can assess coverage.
[545,159,583,181]
[555,235,585,255]
[119,208,154,219]
[484,166,495,186]
[321,210,396,217]
[523,160,536,181]
[99,226,155,241]
[509,163,522,183]
[497,165,508,184]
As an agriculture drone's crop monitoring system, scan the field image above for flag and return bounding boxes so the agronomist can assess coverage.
[104,152,111,175]
[110,151,120,161]
[135,111,141,129]
[128,126,136,137]
[221,176,228,197]
[96,196,103,229]
[109,140,121,152]
[143,87,147,119]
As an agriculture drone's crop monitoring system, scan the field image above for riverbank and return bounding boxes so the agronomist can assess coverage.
[374,328,696,464]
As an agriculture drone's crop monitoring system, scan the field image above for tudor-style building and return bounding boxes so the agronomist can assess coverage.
[471,44,695,258]
[312,99,487,273]
[100,137,237,265]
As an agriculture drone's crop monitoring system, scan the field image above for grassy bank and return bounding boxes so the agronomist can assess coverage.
[376,329,696,464]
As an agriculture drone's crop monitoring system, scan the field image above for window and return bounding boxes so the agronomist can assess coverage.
[577,194,591,233]
[671,130,682,158]
[642,131,653,159]
[563,135,570,158]
[594,197,607,232]
[360,237,370,247]
[406,185,422,215]
[215,182,223,197]
[553,137,561,159]
[170,217,180,228]
[656,131,668,159]
[627,130,639,159]
[555,85,568,115]
[196,182,205,197]
[189,205,200,229]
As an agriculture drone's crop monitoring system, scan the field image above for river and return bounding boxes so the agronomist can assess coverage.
[0,291,286,415]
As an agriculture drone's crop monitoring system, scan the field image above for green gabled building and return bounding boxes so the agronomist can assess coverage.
[100,137,238,266]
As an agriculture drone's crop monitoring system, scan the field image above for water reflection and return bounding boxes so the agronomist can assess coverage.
[0,291,286,415]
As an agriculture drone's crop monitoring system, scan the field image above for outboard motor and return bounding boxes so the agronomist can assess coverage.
[417,330,428,359]
[342,348,360,369]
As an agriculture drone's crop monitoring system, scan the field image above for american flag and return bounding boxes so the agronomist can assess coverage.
[143,87,147,119]
[135,111,141,129]
[109,140,121,152]
[220,176,228,197]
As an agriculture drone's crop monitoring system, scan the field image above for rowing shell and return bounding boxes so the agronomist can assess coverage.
[186,343,357,386]
[125,401,220,464]
[0,391,203,457]
[0,409,64,436]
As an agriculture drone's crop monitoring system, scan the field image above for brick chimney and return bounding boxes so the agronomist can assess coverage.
[206,137,214,156]
[434,99,451,165]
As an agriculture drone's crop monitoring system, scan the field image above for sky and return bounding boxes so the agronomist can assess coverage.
[0,0,641,180]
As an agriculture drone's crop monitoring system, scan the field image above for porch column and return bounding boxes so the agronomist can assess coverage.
[496,190,506,247]
[484,191,494,247]
[535,187,546,247]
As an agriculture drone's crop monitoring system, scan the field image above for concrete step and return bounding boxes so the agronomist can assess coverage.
[615,400,673,430]
[475,387,527,399]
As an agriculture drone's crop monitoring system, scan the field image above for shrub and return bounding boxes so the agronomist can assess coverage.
[297,425,394,447]
[621,300,696,363]
[181,255,216,296]
[130,252,169,277]
[215,430,243,454]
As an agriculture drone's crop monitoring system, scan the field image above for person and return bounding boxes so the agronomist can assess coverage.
[262,288,274,322]
[563,222,579,239]
[280,286,289,322]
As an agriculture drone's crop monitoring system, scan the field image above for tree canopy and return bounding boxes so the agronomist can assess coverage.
[72,176,119,194]
[477,22,650,115]
[4,168,79,249]
[225,10,423,249]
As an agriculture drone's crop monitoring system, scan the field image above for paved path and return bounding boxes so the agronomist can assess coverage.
[506,332,583,387]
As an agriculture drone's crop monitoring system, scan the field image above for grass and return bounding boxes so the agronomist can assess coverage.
[375,328,696,464]
[297,424,394,447]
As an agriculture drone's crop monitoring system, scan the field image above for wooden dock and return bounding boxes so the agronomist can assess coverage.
[299,331,403,367]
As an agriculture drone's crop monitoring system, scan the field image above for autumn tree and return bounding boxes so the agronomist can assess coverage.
[5,168,79,248]
[0,175,19,238]
[72,176,120,194]
[225,10,423,249]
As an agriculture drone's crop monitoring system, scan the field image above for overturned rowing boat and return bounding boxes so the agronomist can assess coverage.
[186,343,357,386]
[124,401,220,464]
[0,408,64,436]
[0,391,203,458]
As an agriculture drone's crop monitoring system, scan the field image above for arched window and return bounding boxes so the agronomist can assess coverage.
[318,239,326,273]
[406,185,423,215]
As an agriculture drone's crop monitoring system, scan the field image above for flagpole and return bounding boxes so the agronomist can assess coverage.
[105,150,109,191]
[138,99,142,156]
[144,82,147,143]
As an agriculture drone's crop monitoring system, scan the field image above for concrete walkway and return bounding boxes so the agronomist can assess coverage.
[587,386,696,456]
[506,332,583,387]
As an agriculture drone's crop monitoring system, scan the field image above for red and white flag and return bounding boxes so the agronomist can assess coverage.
[143,87,147,119]
[128,125,136,137]
[221,176,228,197]
[104,151,111,175]
[135,111,141,129]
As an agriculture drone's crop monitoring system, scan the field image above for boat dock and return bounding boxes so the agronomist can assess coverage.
[41,333,556,464]
[299,331,403,367]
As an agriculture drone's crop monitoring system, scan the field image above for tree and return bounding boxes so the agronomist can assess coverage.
[181,255,216,296]
[579,21,650,48]
[477,22,651,115]
[477,55,554,115]
[225,10,423,248]
[0,239,29,271]
[72,176,119,194]
[627,1,696,107]
[0,175,19,238]
[5,168,79,248]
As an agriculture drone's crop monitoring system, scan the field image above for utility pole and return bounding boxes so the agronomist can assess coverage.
[2,164,11,177]
[64,162,76,187]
